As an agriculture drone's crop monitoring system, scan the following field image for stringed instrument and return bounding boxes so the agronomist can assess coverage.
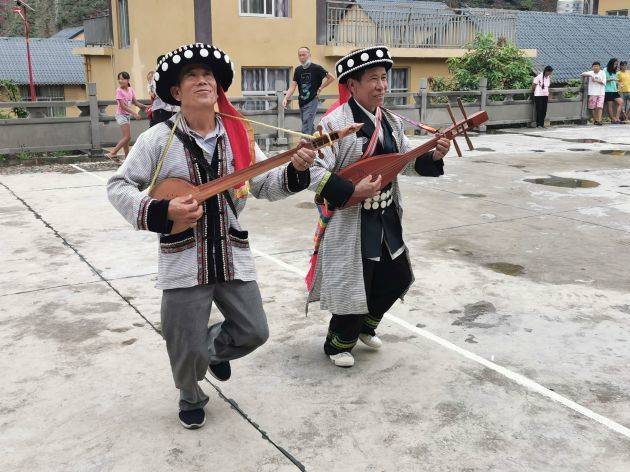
[150,123,363,235]
[337,110,488,208]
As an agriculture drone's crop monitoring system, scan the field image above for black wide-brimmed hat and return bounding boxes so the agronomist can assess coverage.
[335,46,393,83]
[154,43,235,106]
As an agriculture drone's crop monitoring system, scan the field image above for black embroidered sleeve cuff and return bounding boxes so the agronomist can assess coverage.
[318,172,355,209]
[145,198,173,234]
[285,162,311,193]
[414,151,445,177]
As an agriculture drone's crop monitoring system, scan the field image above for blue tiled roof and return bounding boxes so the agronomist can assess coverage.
[0,37,85,85]
[51,26,84,40]
[516,11,630,81]
[355,0,452,25]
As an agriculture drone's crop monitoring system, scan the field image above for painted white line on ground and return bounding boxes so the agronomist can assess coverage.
[69,164,108,182]
[73,161,630,441]
[252,247,630,440]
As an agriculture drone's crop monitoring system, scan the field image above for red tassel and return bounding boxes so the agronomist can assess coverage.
[305,253,318,291]
[217,87,253,190]
[324,83,351,116]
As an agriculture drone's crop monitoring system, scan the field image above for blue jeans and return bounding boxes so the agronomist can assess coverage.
[300,98,319,135]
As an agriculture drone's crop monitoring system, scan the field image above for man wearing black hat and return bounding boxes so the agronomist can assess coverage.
[305,46,451,368]
[107,43,316,428]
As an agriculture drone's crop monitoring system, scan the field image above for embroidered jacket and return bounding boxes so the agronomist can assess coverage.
[107,117,309,290]
[306,100,444,314]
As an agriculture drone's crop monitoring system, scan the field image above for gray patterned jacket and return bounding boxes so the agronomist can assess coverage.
[107,117,303,290]
[306,102,443,314]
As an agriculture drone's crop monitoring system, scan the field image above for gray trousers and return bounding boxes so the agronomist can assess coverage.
[161,281,269,411]
[300,98,319,135]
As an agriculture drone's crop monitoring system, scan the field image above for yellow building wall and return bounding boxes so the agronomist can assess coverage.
[597,0,630,14]
[109,0,196,99]
[212,0,326,96]
[212,1,475,99]
[64,84,87,117]
[84,0,470,103]
[85,55,114,98]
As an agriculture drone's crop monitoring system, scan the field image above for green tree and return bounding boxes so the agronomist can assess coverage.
[0,0,108,37]
[0,79,28,118]
[446,34,534,91]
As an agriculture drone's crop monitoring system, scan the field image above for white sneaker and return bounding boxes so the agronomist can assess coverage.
[329,352,355,368]
[359,333,383,349]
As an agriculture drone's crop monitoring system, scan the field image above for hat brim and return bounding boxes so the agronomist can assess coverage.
[338,60,393,83]
[336,46,393,83]
[154,44,234,106]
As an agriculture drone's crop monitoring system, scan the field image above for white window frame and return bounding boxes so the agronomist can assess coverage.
[238,0,290,18]
[386,67,409,106]
[20,85,66,117]
[241,66,290,110]
[118,0,130,48]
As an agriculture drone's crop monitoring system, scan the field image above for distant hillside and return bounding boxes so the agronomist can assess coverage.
[0,0,108,38]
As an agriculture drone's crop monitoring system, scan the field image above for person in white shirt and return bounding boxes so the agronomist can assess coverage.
[581,61,607,126]
[532,65,553,128]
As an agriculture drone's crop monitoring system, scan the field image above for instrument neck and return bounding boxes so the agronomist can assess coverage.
[193,146,301,203]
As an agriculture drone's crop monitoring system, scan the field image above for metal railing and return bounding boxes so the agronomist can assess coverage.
[326,1,516,48]
[84,13,113,47]
[0,80,592,156]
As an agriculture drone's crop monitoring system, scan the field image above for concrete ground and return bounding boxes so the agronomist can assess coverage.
[1,124,629,471]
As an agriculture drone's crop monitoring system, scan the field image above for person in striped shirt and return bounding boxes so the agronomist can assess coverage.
[107,43,316,429]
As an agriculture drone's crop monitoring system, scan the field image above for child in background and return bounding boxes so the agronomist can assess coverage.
[107,71,148,160]
[618,61,629,122]
[604,58,623,124]
[581,62,606,126]
[532,65,553,128]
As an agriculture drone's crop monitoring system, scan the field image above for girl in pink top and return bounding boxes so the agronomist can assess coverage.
[107,71,149,161]
[532,65,553,128]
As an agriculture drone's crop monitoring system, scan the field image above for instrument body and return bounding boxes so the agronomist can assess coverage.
[149,123,363,235]
[338,110,488,208]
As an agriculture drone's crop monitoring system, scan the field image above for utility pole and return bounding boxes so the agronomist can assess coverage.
[12,0,37,102]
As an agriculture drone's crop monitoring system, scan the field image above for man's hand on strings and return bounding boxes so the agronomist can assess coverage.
[353,174,382,200]
[433,138,450,160]
[291,143,317,171]
[167,194,203,229]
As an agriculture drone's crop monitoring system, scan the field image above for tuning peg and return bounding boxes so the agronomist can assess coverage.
[446,104,463,158]
[456,97,474,151]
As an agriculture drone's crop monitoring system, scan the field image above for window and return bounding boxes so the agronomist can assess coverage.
[20,85,66,117]
[606,9,628,15]
[118,0,130,48]
[240,0,289,17]
[242,67,290,110]
[386,68,409,106]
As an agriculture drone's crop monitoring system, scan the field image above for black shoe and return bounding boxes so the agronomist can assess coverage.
[208,361,231,381]
[179,408,205,429]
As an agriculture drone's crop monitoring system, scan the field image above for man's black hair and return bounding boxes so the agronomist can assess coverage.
[346,68,369,83]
